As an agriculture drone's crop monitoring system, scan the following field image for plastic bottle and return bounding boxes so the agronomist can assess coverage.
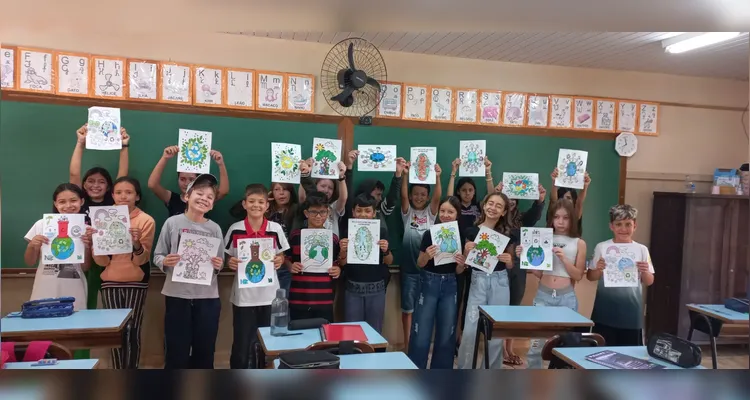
[270,289,289,336]
[684,175,696,193]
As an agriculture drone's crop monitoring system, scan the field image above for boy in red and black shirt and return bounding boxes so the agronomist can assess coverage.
[286,192,343,322]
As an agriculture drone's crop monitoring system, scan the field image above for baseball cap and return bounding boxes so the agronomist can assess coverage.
[186,173,218,193]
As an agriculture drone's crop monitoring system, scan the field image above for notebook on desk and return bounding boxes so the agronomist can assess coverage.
[319,324,368,342]
[585,350,665,370]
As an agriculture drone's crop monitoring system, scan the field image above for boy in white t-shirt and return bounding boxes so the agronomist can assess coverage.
[225,184,289,369]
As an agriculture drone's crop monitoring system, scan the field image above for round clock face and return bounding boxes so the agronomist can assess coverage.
[615,132,638,157]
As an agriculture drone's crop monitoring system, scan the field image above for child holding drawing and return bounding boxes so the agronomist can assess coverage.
[298,159,348,237]
[549,168,591,233]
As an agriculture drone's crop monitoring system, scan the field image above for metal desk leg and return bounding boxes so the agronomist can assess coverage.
[471,314,483,369]
[687,310,723,370]
[483,316,492,370]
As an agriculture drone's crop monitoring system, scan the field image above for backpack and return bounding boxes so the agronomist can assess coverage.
[0,341,53,364]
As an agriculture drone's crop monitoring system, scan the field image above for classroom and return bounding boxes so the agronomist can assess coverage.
[1,8,748,372]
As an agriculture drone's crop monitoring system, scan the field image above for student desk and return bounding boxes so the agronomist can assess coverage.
[1,309,133,368]
[257,322,388,368]
[472,305,593,369]
[3,359,100,369]
[686,304,749,369]
[552,346,706,370]
[272,352,417,369]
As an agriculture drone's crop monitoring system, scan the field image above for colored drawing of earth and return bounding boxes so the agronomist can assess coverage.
[245,261,266,284]
[618,257,635,271]
[440,237,458,253]
[526,246,544,266]
[370,152,385,163]
[51,237,74,260]
[565,162,577,177]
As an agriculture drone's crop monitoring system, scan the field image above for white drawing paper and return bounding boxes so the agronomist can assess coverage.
[596,100,616,131]
[57,54,89,96]
[271,142,301,184]
[519,228,553,271]
[429,221,461,266]
[638,103,659,135]
[459,140,486,177]
[93,57,125,98]
[466,226,511,274]
[574,98,595,130]
[19,49,54,92]
[555,149,589,190]
[194,67,223,106]
[617,101,637,132]
[90,205,132,256]
[503,93,526,126]
[429,88,453,122]
[409,147,437,185]
[502,172,540,200]
[347,219,381,265]
[237,238,276,288]
[172,233,221,286]
[287,74,314,113]
[161,64,191,103]
[1,48,15,89]
[403,85,428,120]
[87,107,122,150]
[311,137,342,179]
[226,69,255,109]
[358,145,397,172]
[479,91,502,125]
[178,129,212,174]
[257,72,284,110]
[455,89,479,123]
[377,82,402,118]
[550,96,573,129]
[301,229,333,273]
[527,95,549,127]
[602,243,642,288]
[128,61,158,100]
[40,214,87,265]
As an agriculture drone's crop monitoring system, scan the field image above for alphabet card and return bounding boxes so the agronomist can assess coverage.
[555,149,588,189]
[410,146,437,184]
[466,226,511,274]
[128,61,158,101]
[526,95,549,127]
[637,102,659,136]
[271,142,302,184]
[519,227,553,271]
[178,129,212,174]
[502,92,526,126]
[225,68,255,109]
[429,221,461,266]
[40,214,86,265]
[573,97,595,130]
[194,66,224,107]
[549,96,573,129]
[403,84,429,121]
[87,107,122,150]
[92,56,125,99]
[311,137,342,179]
[347,219,381,265]
[56,52,90,97]
[454,89,479,124]
[17,47,55,93]
[1,47,15,89]
[286,73,314,113]
[602,243,644,288]
[376,82,402,118]
[160,62,192,104]
[172,233,221,286]
[502,172,540,200]
[459,140,486,177]
[90,205,132,256]
[358,145,397,172]
[237,238,276,288]
[479,90,502,125]
[429,87,453,122]
[300,229,333,273]
[257,71,284,111]
[617,101,637,132]
[595,99,617,132]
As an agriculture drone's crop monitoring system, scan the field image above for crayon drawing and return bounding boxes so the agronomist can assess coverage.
[502,93,526,126]
[194,67,223,105]
[301,229,333,273]
[466,227,510,274]
[178,129,212,174]
[86,107,122,150]
[91,205,132,256]
[603,244,641,288]
[41,214,86,265]
[574,98,594,130]
[502,173,540,200]
[409,147,437,185]
[358,145,397,172]
[237,238,276,288]
[271,142,301,184]
[172,233,221,286]
[347,219,381,265]
[257,72,284,110]
[480,91,502,125]
[459,140,485,177]
[520,227,553,271]
[286,74,314,112]
[555,149,588,190]
[429,221,461,266]
[311,138,342,179]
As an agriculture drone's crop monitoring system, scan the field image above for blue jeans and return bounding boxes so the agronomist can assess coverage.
[457,269,510,369]
[277,266,292,296]
[400,272,421,313]
[407,271,457,369]
[526,285,579,369]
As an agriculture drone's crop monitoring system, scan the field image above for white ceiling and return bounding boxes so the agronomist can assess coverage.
[242,32,749,81]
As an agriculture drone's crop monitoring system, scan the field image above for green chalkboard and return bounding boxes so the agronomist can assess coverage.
[0,99,338,268]
[352,125,621,259]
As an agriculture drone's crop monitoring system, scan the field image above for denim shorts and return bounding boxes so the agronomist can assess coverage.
[400,272,421,313]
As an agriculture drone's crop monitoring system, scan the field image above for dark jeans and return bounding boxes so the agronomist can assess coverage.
[231,305,271,369]
[277,267,292,296]
[507,265,527,306]
[408,271,457,369]
[457,269,471,331]
[291,306,334,323]
[164,296,221,369]
[592,322,643,347]
[344,281,386,333]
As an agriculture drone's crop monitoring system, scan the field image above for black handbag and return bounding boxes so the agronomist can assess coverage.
[647,332,702,368]
[278,350,340,369]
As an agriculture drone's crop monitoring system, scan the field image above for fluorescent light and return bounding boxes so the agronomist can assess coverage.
[663,32,741,54]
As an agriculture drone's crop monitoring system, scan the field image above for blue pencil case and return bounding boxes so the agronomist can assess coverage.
[724,298,749,314]
[19,297,75,318]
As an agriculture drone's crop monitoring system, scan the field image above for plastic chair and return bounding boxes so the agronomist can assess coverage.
[306,341,375,355]
[541,333,605,369]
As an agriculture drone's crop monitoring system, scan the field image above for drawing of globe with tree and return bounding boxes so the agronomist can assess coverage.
[315,143,338,176]
[461,143,484,174]
[354,226,374,261]
[244,241,267,284]
[435,226,458,254]
[181,136,209,168]
[304,232,330,267]
[472,232,498,267]
[50,216,75,260]
[178,237,211,281]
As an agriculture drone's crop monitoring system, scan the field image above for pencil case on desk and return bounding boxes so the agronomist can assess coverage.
[21,297,75,318]
[724,298,749,314]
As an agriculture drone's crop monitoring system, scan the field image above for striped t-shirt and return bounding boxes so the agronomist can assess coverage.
[286,229,340,311]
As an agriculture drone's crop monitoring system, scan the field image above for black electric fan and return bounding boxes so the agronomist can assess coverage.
[321,37,387,117]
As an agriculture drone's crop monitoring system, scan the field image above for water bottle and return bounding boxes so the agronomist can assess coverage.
[684,175,696,193]
[270,289,289,336]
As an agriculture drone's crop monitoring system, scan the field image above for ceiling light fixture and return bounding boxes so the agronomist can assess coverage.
[662,32,741,54]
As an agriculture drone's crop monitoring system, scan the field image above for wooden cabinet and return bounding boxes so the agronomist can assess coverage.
[647,192,749,342]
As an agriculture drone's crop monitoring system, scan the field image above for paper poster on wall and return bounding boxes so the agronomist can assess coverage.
[160,63,192,104]
[376,82,402,118]
[479,90,502,125]
[526,95,549,127]
[194,66,224,107]
[410,147,437,185]
[573,98,595,130]
[128,61,158,101]
[87,107,122,150]
[429,87,453,122]
[178,129,212,174]
[429,221,461,266]
[225,69,255,109]
[502,172,540,200]
[502,93,526,126]
[286,74,314,113]
[172,233,221,286]
[300,229,333,273]
[90,205,132,256]
[455,89,478,124]
[403,84,428,121]
[602,243,643,288]
[637,103,659,136]
[311,137,342,179]
[56,53,90,97]
[519,227,553,271]
[595,99,617,132]
[17,48,55,93]
[271,142,301,184]
[1,47,15,89]
[555,149,588,190]
[617,101,637,132]
[257,71,285,111]
[466,226,511,274]
[237,238,276,288]
[459,140,486,177]
[92,56,125,99]
[40,214,87,265]
[347,219,381,265]
[549,96,573,129]
[358,145,397,172]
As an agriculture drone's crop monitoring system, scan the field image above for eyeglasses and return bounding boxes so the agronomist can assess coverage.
[307,210,329,217]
